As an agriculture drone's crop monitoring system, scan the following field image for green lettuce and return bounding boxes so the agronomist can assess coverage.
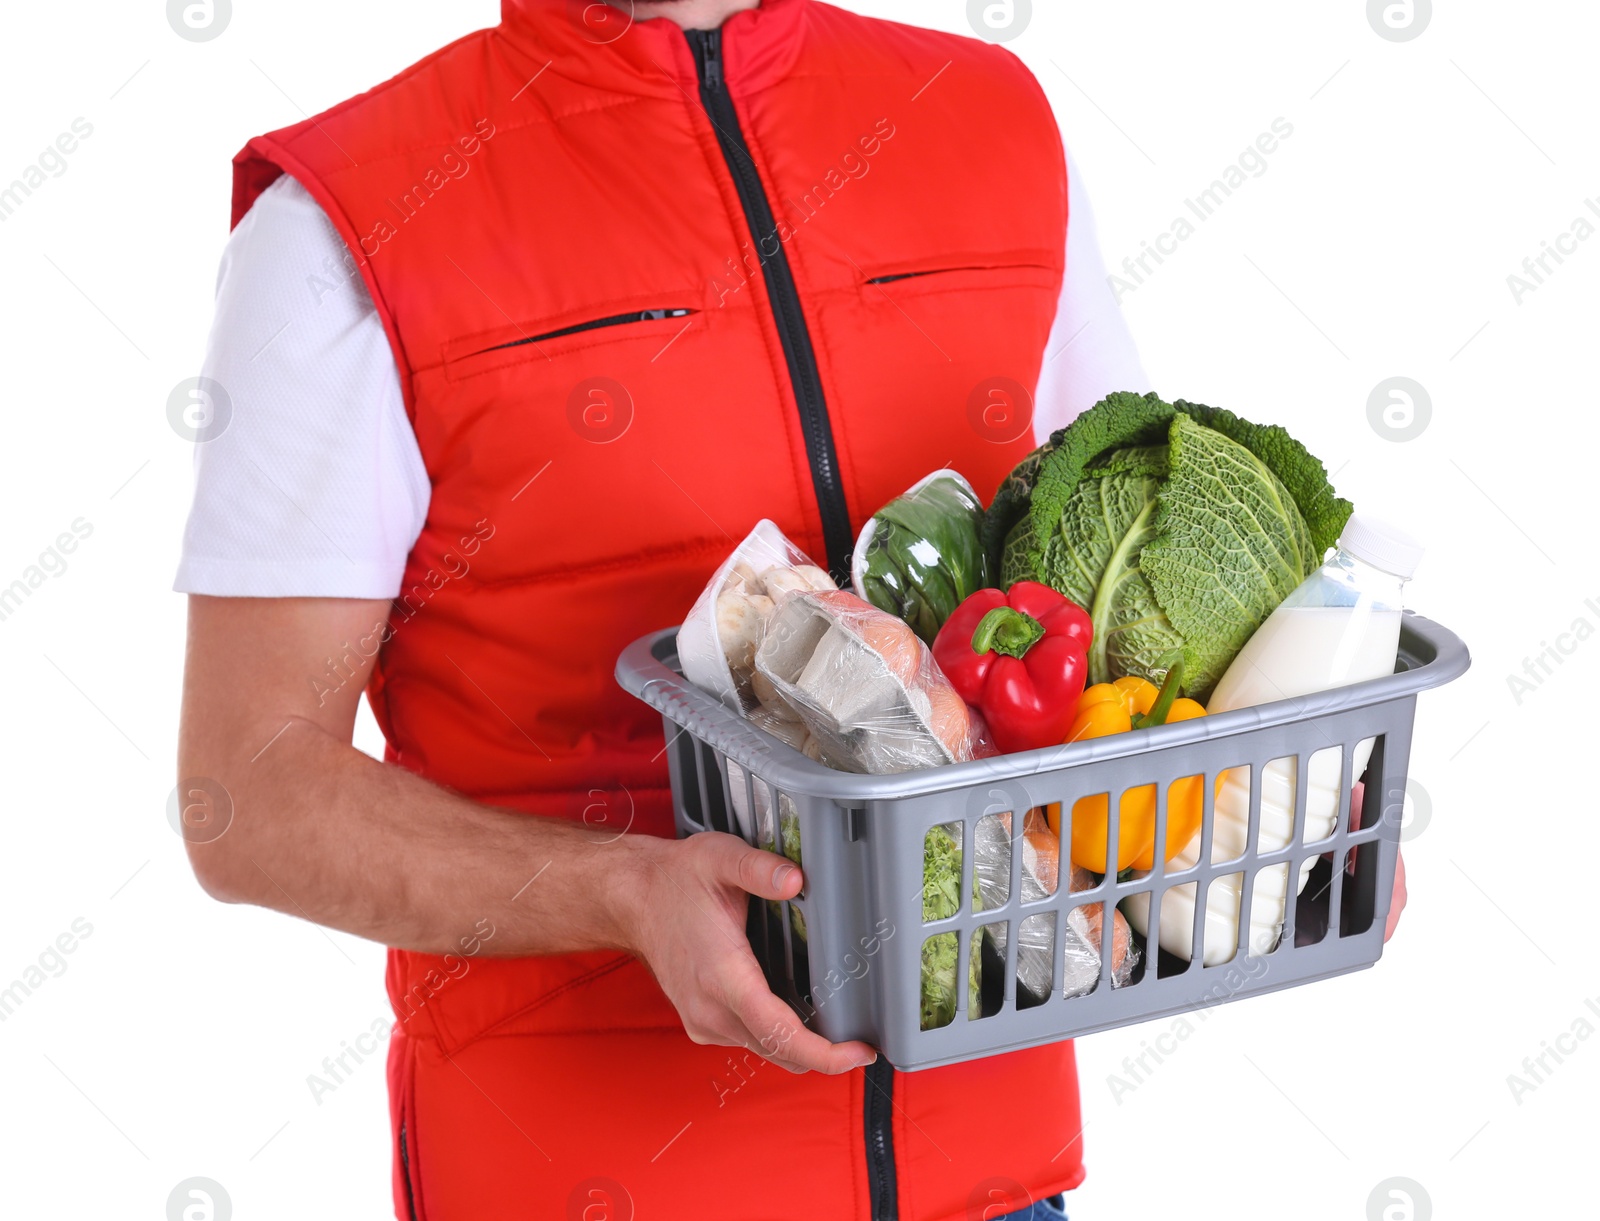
[997,393,1351,701]
[921,823,981,1029]
[764,802,806,940]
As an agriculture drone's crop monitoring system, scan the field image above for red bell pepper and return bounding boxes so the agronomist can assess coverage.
[932,581,1093,754]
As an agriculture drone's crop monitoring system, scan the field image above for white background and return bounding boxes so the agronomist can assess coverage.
[0,1,1593,1218]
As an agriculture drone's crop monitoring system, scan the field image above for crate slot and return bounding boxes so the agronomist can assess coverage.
[1234,858,1264,960]
[923,822,964,926]
[1025,808,1059,899]
[715,754,736,819]
[1205,760,1256,866]
[667,716,707,832]
[777,794,804,898]
[745,768,764,847]
[1338,840,1377,940]
[920,933,958,1029]
[1101,883,1125,990]
[778,883,798,986]
[1150,882,1194,979]
[1296,744,1347,850]
[975,813,1012,907]
[1337,730,1387,940]
[1202,872,1247,965]
[1319,741,1357,938]
[1017,913,1054,1008]
[968,924,1007,1021]
[1293,858,1334,948]
[1051,894,1115,999]
[1140,769,1174,979]
[694,741,732,835]
[789,907,812,1006]
[746,895,778,992]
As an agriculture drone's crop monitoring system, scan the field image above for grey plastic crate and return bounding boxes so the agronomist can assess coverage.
[616,612,1470,1071]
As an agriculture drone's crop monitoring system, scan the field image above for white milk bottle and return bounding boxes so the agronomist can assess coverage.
[1125,514,1423,965]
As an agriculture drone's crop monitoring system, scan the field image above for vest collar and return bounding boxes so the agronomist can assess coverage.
[499,0,810,98]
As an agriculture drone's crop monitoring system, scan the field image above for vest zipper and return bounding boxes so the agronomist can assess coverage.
[398,1121,419,1221]
[472,308,695,355]
[684,27,855,582]
[686,26,893,1213]
[863,1057,899,1220]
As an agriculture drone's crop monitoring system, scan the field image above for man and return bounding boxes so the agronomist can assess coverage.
[177,1,1198,1217]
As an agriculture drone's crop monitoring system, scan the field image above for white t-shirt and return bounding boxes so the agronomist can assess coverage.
[175,151,1148,598]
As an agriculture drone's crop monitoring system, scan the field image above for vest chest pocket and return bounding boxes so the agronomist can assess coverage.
[810,259,1063,513]
[856,260,1059,294]
[864,265,1050,285]
[423,299,812,587]
[440,306,700,384]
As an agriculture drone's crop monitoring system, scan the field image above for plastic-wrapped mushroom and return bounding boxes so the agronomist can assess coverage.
[760,564,837,600]
[751,707,809,750]
[751,666,801,721]
[716,589,773,676]
[729,559,764,594]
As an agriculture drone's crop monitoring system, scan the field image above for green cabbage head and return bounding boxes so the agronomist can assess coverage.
[991,392,1353,702]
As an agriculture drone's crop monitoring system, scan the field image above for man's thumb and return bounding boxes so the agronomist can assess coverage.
[716,836,802,901]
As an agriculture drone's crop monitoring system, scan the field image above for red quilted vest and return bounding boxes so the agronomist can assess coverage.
[232,2,1082,1217]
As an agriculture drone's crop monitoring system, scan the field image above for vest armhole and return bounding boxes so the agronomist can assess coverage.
[230,136,421,427]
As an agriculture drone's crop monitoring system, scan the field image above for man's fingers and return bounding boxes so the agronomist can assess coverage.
[1384,848,1407,943]
[703,832,802,901]
[724,960,875,1075]
[665,834,870,1074]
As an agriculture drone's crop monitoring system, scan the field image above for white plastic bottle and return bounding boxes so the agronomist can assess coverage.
[1125,514,1424,965]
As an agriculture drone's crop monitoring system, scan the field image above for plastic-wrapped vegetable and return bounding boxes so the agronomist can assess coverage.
[755,589,984,775]
[972,809,1138,1007]
[921,810,1137,1029]
[680,519,837,714]
[852,470,992,646]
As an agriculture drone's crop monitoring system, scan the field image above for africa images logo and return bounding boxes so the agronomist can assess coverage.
[966,0,1031,43]
[1367,0,1431,42]
[167,0,231,42]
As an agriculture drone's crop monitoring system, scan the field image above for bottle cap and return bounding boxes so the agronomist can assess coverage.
[1338,513,1425,579]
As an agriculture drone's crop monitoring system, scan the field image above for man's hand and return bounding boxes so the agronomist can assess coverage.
[1348,781,1406,943]
[1385,847,1407,943]
[625,832,878,1075]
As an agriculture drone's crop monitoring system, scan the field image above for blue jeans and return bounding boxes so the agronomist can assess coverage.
[999,1194,1068,1220]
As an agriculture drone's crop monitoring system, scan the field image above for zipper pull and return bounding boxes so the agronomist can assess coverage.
[703,29,723,90]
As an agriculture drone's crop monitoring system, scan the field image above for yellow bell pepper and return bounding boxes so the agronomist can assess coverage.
[1046,663,1208,873]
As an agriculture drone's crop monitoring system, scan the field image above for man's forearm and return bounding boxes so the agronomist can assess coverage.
[177,596,872,1074]
[184,716,661,958]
